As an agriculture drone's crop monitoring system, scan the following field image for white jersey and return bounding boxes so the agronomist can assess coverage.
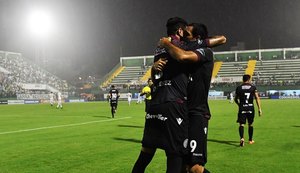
[57,92,62,101]
[127,92,132,105]
[49,93,54,105]
[56,92,63,108]
[230,93,234,103]
[49,93,54,101]
[127,93,132,100]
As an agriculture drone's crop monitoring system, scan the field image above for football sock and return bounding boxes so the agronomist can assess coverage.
[239,126,244,139]
[248,126,253,141]
[166,154,183,173]
[132,151,154,173]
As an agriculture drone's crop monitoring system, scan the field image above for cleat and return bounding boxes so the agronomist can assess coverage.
[249,140,255,144]
[240,138,245,147]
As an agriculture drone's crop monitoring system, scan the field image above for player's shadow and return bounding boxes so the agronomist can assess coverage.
[292,125,300,128]
[208,139,239,147]
[113,137,141,144]
[118,124,144,128]
[93,115,112,119]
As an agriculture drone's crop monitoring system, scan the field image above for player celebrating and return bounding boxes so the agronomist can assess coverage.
[132,17,191,173]
[158,22,226,173]
[108,85,120,118]
[234,74,262,147]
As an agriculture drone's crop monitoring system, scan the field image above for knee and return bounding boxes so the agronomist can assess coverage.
[141,147,156,154]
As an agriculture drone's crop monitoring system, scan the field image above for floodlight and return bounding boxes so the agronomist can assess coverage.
[27,9,53,39]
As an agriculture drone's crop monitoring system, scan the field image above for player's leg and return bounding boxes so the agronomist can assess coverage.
[237,113,246,147]
[115,102,118,112]
[247,113,255,144]
[248,123,254,144]
[239,123,245,146]
[112,106,115,118]
[110,103,115,118]
[166,153,184,173]
[188,115,210,173]
[132,147,156,173]
[163,101,189,173]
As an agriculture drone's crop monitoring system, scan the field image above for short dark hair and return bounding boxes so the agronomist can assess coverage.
[243,74,251,82]
[188,23,208,39]
[166,17,188,36]
[111,85,115,88]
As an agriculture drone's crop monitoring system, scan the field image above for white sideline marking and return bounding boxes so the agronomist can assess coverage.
[0,117,131,135]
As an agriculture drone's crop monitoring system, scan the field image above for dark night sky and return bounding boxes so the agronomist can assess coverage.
[0,0,299,81]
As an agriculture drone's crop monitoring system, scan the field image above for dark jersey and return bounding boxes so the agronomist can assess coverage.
[186,43,214,119]
[235,83,257,112]
[151,35,189,105]
[109,89,119,103]
[187,39,209,51]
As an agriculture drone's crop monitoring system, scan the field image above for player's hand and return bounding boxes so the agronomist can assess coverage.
[158,37,172,47]
[258,109,262,116]
[153,58,168,72]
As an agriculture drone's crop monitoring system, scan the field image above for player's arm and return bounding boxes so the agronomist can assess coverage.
[159,37,199,63]
[117,91,120,98]
[234,94,239,105]
[254,91,262,116]
[140,90,146,96]
[207,35,227,47]
[152,57,167,72]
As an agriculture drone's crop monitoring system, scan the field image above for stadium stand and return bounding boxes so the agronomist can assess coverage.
[140,67,151,82]
[0,51,68,99]
[101,65,125,87]
[110,66,150,85]
[211,61,223,79]
[253,59,300,85]
[216,61,248,78]
[101,47,300,90]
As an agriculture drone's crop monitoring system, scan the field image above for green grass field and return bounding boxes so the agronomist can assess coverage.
[0,99,299,173]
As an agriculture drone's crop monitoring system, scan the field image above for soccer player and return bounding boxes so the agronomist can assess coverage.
[230,92,234,103]
[56,92,63,109]
[127,91,132,106]
[158,23,226,173]
[234,74,262,147]
[108,85,120,118]
[132,17,191,173]
[49,92,54,106]
[139,78,153,112]
[136,89,143,104]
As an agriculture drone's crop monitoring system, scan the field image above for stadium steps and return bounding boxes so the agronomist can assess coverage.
[253,59,300,81]
[245,60,257,76]
[140,67,151,82]
[101,66,125,87]
[110,66,146,85]
[212,61,223,79]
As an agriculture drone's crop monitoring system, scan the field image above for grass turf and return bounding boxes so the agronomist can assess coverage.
[0,99,299,173]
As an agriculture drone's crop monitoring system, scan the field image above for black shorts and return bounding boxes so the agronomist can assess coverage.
[110,101,118,108]
[145,99,151,112]
[186,114,209,166]
[237,110,255,124]
[142,101,189,156]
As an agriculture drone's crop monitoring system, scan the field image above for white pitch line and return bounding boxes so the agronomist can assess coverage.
[0,117,131,135]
